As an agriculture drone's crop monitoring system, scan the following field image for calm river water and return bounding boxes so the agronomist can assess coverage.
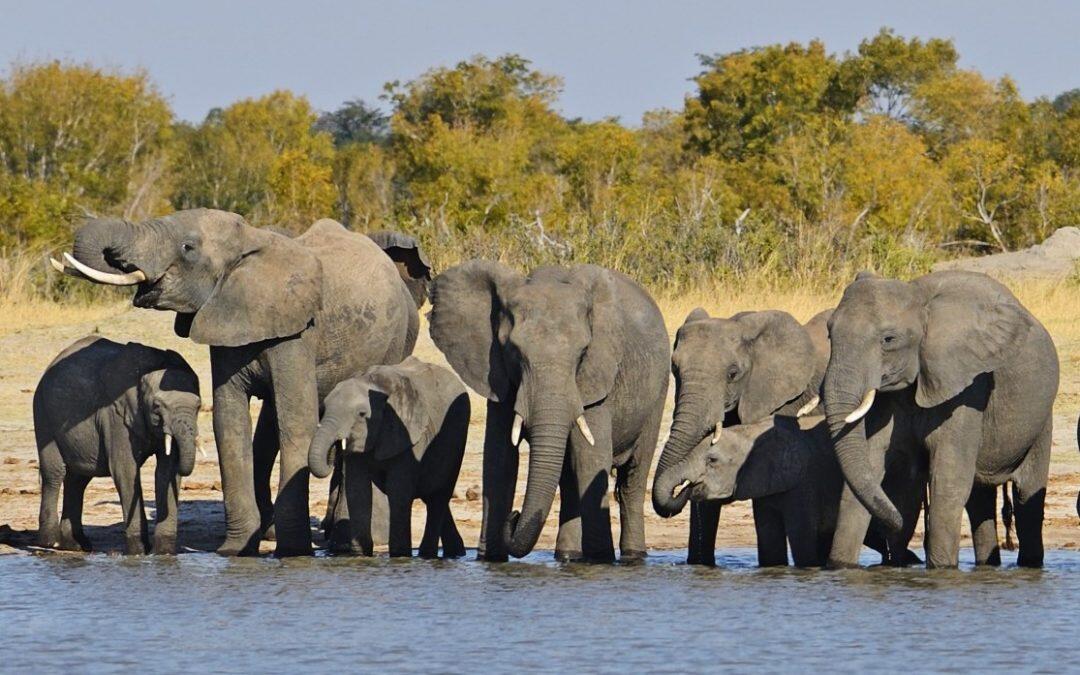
[3,548,1078,673]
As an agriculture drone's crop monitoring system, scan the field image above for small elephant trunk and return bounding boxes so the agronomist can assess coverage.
[176,426,197,477]
[308,414,346,479]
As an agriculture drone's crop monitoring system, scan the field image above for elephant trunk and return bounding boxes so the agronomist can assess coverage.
[653,378,721,517]
[309,414,347,480]
[653,455,693,515]
[71,218,139,276]
[503,403,571,559]
[171,415,198,477]
[823,361,903,533]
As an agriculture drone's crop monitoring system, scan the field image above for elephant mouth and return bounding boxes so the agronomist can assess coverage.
[132,278,165,308]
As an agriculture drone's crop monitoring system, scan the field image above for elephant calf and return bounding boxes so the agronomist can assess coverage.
[34,336,201,555]
[655,417,917,567]
[309,357,469,558]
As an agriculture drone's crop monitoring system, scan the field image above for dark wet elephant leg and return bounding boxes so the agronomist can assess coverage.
[152,457,180,554]
[479,400,519,562]
[555,459,583,561]
[36,440,64,548]
[111,453,148,555]
[965,483,1001,566]
[58,473,91,552]
[1013,422,1052,568]
[252,401,279,540]
[571,406,615,562]
[753,500,788,567]
[440,506,467,558]
[617,403,663,562]
[687,501,721,566]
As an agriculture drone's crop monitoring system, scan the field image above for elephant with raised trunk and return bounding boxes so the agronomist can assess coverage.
[824,270,1058,569]
[652,308,830,565]
[429,262,670,562]
[55,209,429,556]
[34,336,201,555]
[308,357,469,558]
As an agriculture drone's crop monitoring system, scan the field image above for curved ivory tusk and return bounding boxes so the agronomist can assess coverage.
[63,252,146,285]
[511,414,523,447]
[672,479,691,498]
[576,415,595,446]
[164,433,173,456]
[797,395,821,418]
[340,438,348,451]
[49,257,65,273]
[711,422,722,445]
[845,389,877,424]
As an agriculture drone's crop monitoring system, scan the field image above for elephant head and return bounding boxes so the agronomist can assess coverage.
[55,209,322,347]
[428,261,618,558]
[141,352,201,477]
[308,367,431,479]
[652,308,818,517]
[653,421,809,510]
[822,270,1033,532]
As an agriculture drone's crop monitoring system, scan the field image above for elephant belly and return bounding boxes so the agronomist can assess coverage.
[974,356,1056,482]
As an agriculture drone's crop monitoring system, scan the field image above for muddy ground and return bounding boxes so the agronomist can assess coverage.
[1,304,1078,558]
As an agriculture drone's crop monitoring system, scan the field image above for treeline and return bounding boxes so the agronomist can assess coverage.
[1,28,1078,290]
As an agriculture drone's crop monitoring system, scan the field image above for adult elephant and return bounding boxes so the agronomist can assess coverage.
[651,308,829,565]
[429,261,670,562]
[54,208,428,556]
[824,270,1058,569]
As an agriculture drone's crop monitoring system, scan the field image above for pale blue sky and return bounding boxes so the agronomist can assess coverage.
[2,0,1077,124]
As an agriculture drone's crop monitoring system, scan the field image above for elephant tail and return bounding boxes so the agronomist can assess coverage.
[1001,483,1016,551]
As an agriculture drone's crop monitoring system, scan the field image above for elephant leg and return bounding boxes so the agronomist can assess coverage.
[753,500,788,567]
[687,501,721,566]
[925,443,978,569]
[36,440,64,548]
[418,494,449,559]
[385,471,415,558]
[785,491,819,567]
[571,406,615,563]
[440,505,467,558]
[322,463,340,539]
[1012,422,1052,568]
[210,358,259,556]
[252,401,279,541]
[340,454,374,556]
[884,467,926,567]
[58,473,91,552]
[617,403,662,562]
[265,339,317,557]
[555,458,583,561]
[479,400,518,562]
[152,457,180,555]
[111,455,148,555]
[965,482,1001,566]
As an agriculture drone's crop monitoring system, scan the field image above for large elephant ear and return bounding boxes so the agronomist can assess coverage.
[428,260,522,402]
[367,368,432,462]
[189,228,322,347]
[914,272,1032,408]
[366,230,432,308]
[734,310,816,424]
[571,266,621,406]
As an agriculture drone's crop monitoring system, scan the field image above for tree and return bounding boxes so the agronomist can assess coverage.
[942,138,1022,251]
[172,90,335,230]
[848,28,958,121]
[0,61,172,246]
[314,99,389,147]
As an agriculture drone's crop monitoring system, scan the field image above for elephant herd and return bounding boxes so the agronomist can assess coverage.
[31,208,1070,569]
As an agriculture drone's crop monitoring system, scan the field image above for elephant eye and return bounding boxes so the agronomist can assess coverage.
[707,455,720,465]
[726,365,739,382]
[180,242,196,254]
[881,333,899,348]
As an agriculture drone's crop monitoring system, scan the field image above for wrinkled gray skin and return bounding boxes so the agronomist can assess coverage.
[308,357,469,558]
[824,271,1058,569]
[34,336,201,555]
[655,418,839,566]
[63,209,428,556]
[651,308,830,565]
[429,261,670,562]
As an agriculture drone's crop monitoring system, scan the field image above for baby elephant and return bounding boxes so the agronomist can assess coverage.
[308,357,469,558]
[34,336,201,555]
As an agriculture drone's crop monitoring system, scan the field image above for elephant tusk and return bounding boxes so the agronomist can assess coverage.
[63,252,146,285]
[49,257,65,273]
[511,414,523,447]
[845,389,877,424]
[672,479,690,498]
[164,433,173,457]
[797,395,820,418]
[576,415,595,446]
[196,438,207,459]
[711,422,722,445]
[340,438,348,451]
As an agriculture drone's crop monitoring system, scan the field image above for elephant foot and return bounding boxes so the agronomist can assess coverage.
[477,551,509,563]
[217,535,261,557]
[685,553,716,567]
[442,542,467,559]
[56,533,91,552]
[417,547,439,559]
[825,557,862,570]
[124,535,149,556]
[619,549,648,564]
[554,549,584,562]
[36,526,59,549]
[151,535,178,555]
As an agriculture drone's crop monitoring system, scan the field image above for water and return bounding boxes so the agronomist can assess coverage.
[3,549,1079,674]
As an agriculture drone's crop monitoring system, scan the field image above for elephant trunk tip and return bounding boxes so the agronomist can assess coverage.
[502,510,542,559]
